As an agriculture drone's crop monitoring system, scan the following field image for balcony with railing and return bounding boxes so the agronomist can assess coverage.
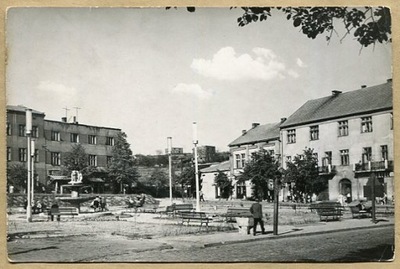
[318,164,336,175]
[354,160,393,173]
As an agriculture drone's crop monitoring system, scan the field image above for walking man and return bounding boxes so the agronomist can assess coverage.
[250,198,266,236]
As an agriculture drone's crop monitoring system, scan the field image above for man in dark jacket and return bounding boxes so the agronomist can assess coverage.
[250,198,266,236]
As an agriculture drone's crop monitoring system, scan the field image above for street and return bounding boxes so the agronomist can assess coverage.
[8,225,394,262]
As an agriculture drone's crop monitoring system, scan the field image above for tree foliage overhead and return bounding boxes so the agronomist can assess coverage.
[238,7,391,47]
[108,132,139,193]
[7,163,28,192]
[240,149,281,200]
[170,6,391,48]
[284,148,326,199]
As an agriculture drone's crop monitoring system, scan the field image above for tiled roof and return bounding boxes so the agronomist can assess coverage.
[7,105,45,115]
[280,81,392,128]
[200,161,230,173]
[228,122,281,147]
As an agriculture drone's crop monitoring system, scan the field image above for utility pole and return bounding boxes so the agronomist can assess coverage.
[26,109,33,222]
[193,122,200,212]
[167,137,173,205]
[31,140,35,206]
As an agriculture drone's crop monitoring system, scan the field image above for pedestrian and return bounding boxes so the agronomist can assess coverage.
[249,197,266,236]
[199,191,205,202]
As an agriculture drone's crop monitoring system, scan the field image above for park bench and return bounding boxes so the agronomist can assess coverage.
[349,205,371,218]
[223,207,254,234]
[48,207,79,221]
[179,211,212,229]
[310,201,344,221]
[159,203,194,218]
[375,205,395,217]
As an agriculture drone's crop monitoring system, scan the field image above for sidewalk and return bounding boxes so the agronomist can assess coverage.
[7,210,394,254]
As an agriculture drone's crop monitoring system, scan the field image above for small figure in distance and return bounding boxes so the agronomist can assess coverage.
[250,197,266,236]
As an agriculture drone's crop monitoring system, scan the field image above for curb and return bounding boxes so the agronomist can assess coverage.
[203,223,394,248]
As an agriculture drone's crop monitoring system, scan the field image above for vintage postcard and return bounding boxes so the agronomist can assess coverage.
[3,3,397,266]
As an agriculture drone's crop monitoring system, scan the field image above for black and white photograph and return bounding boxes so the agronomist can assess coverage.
[4,5,395,263]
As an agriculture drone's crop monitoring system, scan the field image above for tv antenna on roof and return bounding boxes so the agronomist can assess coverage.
[63,106,70,119]
[73,107,81,122]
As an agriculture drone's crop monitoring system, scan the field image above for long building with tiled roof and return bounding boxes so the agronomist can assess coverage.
[281,79,393,202]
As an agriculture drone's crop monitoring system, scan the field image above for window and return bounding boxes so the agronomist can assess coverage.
[88,135,97,145]
[310,125,319,140]
[338,120,349,136]
[362,147,372,164]
[6,123,12,136]
[287,129,296,144]
[18,125,26,137]
[32,126,39,138]
[361,116,373,133]
[88,155,97,166]
[107,156,113,166]
[51,131,60,141]
[19,148,27,162]
[34,149,39,162]
[51,152,61,166]
[106,137,115,146]
[390,113,393,130]
[7,147,11,161]
[241,153,246,168]
[235,154,241,168]
[381,145,388,161]
[340,149,349,166]
[70,133,79,143]
[323,151,332,166]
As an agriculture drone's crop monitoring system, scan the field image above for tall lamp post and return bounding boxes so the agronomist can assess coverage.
[193,122,200,212]
[167,137,173,204]
[26,109,33,222]
[31,140,35,206]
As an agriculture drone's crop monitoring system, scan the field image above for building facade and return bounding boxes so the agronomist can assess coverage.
[197,145,216,163]
[6,105,121,191]
[280,80,393,202]
[228,122,282,199]
[199,161,230,200]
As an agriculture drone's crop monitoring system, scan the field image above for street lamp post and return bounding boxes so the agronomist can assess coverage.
[193,122,200,212]
[31,140,35,206]
[26,109,33,222]
[167,137,173,205]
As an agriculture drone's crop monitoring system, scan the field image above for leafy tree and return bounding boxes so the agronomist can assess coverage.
[176,166,201,197]
[240,149,281,200]
[7,163,28,193]
[214,171,233,199]
[62,144,88,173]
[284,148,326,201]
[108,132,139,193]
[170,6,391,48]
[148,168,169,197]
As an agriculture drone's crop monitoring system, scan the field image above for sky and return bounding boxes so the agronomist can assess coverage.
[6,7,392,155]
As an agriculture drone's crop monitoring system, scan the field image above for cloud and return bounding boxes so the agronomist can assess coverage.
[36,81,79,106]
[296,58,307,68]
[171,83,213,99]
[191,47,286,81]
[288,69,300,78]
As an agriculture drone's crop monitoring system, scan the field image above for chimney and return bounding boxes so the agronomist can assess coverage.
[280,117,287,123]
[252,123,260,128]
[332,90,342,96]
[361,85,367,88]
[387,78,392,83]
[73,116,78,124]
[62,117,67,123]
[242,130,247,135]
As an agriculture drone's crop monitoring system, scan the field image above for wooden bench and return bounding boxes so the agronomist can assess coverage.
[159,203,194,218]
[223,207,253,222]
[375,205,395,217]
[48,207,79,221]
[311,202,344,221]
[179,211,212,229]
[349,205,371,218]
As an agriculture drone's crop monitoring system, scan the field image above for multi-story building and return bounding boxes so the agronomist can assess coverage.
[197,145,216,163]
[228,122,282,199]
[6,105,121,192]
[200,160,230,200]
[280,80,393,202]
